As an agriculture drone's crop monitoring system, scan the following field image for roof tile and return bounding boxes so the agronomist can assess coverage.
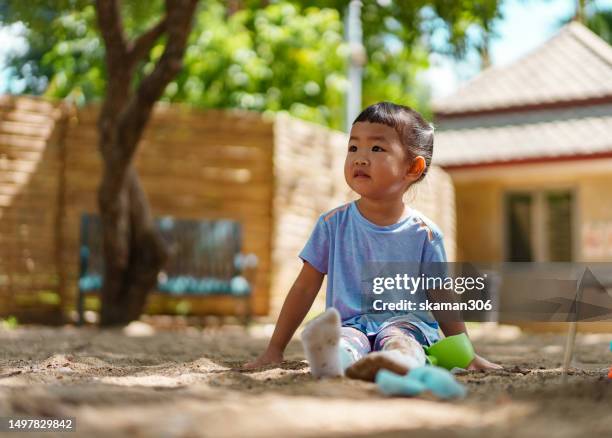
[433,107,612,166]
[433,22,612,115]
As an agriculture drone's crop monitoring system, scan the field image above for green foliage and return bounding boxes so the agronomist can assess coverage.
[41,5,106,104]
[1,0,164,101]
[1,2,105,101]
[1,0,503,128]
[291,0,502,56]
[38,291,61,305]
[556,0,612,45]
[586,8,612,44]
[0,316,18,330]
[165,2,348,128]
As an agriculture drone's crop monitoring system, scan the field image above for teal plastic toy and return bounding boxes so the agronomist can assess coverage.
[376,366,467,399]
[424,333,475,370]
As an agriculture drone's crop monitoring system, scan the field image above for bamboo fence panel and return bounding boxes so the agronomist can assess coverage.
[0,96,68,321]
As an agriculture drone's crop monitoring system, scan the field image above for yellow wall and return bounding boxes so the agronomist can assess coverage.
[580,174,612,261]
[450,161,612,332]
[454,182,503,262]
[451,161,612,263]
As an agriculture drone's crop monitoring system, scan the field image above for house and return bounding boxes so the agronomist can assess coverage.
[433,22,612,264]
[432,22,612,330]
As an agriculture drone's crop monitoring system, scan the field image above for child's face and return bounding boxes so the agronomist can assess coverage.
[344,122,421,200]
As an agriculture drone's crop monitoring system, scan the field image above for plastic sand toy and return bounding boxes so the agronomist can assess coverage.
[376,365,467,399]
[424,333,475,370]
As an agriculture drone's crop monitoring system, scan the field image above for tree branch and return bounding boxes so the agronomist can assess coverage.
[137,0,199,106]
[95,0,128,72]
[127,17,168,65]
[95,0,132,134]
[117,0,198,162]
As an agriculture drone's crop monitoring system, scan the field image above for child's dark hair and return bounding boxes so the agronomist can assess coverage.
[353,101,434,183]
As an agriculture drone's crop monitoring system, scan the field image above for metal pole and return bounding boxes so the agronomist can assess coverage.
[345,0,365,133]
[562,321,577,384]
[562,268,587,383]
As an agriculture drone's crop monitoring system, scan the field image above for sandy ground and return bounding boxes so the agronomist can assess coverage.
[1,321,611,438]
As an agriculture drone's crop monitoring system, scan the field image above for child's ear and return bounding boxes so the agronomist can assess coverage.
[406,156,426,181]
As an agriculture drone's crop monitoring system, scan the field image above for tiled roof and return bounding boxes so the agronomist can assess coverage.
[432,104,612,167]
[432,22,612,116]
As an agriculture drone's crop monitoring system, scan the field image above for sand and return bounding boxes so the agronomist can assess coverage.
[1,321,611,438]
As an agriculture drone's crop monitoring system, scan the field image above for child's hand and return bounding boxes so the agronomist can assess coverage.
[243,347,284,370]
[467,354,502,371]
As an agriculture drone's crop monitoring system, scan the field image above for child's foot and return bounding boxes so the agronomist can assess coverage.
[300,308,342,378]
[345,351,411,382]
[346,335,427,382]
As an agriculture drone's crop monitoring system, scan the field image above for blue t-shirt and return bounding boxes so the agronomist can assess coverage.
[299,201,446,345]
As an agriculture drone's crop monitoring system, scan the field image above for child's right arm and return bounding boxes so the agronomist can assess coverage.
[243,262,324,369]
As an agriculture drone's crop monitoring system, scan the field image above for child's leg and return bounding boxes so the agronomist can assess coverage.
[345,322,427,382]
[338,326,371,371]
[301,308,343,378]
[374,323,427,367]
[301,309,373,378]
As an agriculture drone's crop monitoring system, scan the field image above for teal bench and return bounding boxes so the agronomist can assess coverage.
[77,214,257,324]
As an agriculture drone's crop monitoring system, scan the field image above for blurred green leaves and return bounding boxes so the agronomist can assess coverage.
[1,0,504,129]
[168,2,348,128]
[1,2,105,102]
[0,315,18,330]
[585,8,612,44]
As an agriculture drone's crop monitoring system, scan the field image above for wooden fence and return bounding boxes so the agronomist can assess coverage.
[0,95,456,322]
[63,104,276,317]
[0,96,68,322]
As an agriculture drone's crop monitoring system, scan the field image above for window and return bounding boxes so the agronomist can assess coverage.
[505,190,574,262]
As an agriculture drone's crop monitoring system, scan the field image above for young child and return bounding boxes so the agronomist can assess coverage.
[245,102,501,379]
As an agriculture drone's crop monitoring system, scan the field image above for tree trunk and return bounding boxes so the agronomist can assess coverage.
[98,165,167,326]
[95,0,198,326]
